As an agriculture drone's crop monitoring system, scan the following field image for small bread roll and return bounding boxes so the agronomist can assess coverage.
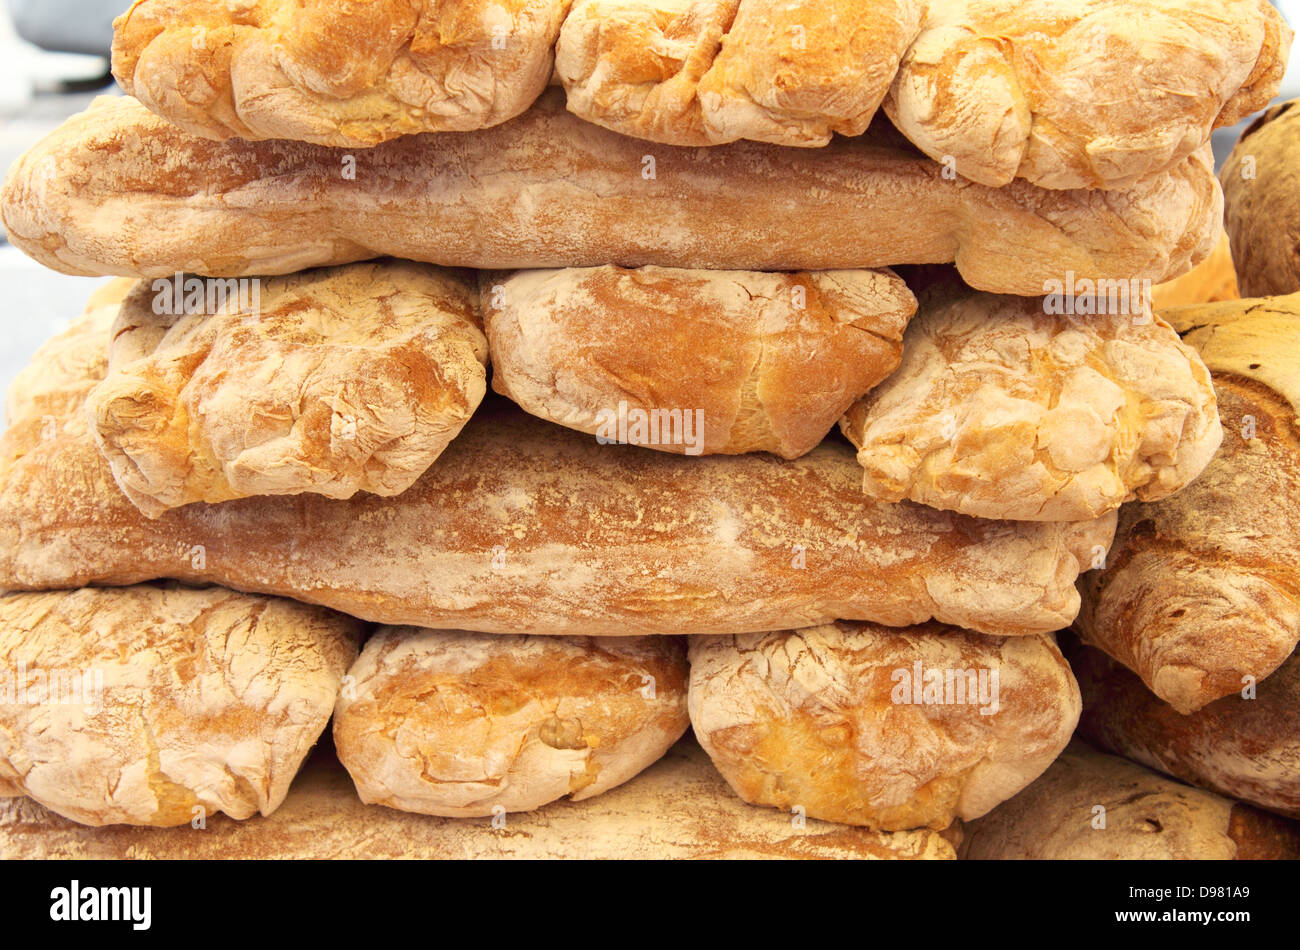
[334,629,689,817]
[689,622,1080,830]
[0,585,360,827]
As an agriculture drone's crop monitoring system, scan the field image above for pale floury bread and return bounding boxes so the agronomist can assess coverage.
[112,0,570,147]
[1077,295,1300,713]
[0,584,360,827]
[334,630,689,817]
[85,262,487,518]
[688,623,1080,830]
[557,0,1290,189]
[484,265,916,458]
[840,274,1223,522]
[0,92,1221,295]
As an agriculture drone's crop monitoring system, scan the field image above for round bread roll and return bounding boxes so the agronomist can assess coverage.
[0,584,361,827]
[688,622,1080,830]
[334,629,690,817]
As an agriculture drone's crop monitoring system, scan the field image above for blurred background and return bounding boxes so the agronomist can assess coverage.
[0,0,1296,419]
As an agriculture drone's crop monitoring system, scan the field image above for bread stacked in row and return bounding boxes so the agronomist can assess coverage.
[0,0,1295,859]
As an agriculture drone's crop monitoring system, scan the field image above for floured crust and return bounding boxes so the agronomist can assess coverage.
[1073,644,1300,820]
[0,92,1221,295]
[484,265,916,458]
[112,0,570,147]
[1077,301,1300,713]
[334,630,688,816]
[688,622,1080,830]
[86,262,487,518]
[0,584,360,827]
[840,276,1223,522]
[0,738,959,859]
[1151,231,1239,309]
[0,300,1116,639]
[557,0,1289,189]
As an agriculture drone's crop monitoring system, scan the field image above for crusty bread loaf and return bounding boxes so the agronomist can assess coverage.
[335,630,688,816]
[0,301,1115,639]
[961,741,1300,860]
[483,265,915,458]
[112,0,569,147]
[0,92,1221,295]
[86,262,487,518]
[840,273,1222,522]
[1077,298,1300,713]
[557,0,1289,190]
[688,623,1079,830]
[1151,231,1239,309]
[1072,644,1300,819]
[1221,99,1300,297]
[0,584,360,827]
[0,738,960,859]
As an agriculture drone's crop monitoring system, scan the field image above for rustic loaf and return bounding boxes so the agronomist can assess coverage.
[1077,296,1300,713]
[1150,231,1239,309]
[961,741,1300,859]
[0,300,1115,639]
[112,0,570,147]
[0,92,1221,295]
[334,630,688,816]
[86,262,487,518]
[840,273,1223,522]
[0,584,360,827]
[688,622,1080,830]
[483,265,916,458]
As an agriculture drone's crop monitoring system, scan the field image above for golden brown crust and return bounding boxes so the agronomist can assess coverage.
[0,301,1115,639]
[0,92,1221,294]
[483,265,916,458]
[334,630,688,816]
[1150,231,1239,309]
[688,623,1080,830]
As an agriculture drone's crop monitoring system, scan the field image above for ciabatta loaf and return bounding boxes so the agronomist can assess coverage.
[0,301,1115,639]
[840,274,1222,522]
[112,0,569,147]
[1077,296,1300,713]
[1222,99,1300,296]
[688,623,1079,830]
[335,630,688,817]
[484,265,915,458]
[0,92,1221,295]
[87,262,487,518]
[0,584,359,827]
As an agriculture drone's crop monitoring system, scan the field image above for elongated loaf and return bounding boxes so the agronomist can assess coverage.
[112,0,569,147]
[0,584,360,827]
[688,623,1080,830]
[557,0,1289,190]
[1077,297,1300,713]
[335,630,688,816]
[0,301,1115,639]
[0,739,960,859]
[483,265,915,458]
[961,742,1300,860]
[1072,644,1300,819]
[0,92,1221,295]
[840,273,1222,522]
[86,262,487,518]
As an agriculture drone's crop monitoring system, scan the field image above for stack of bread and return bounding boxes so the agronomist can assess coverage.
[0,0,1296,860]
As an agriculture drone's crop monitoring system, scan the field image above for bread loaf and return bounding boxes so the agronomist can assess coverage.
[840,273,1223,522]
[0,92,1221,295]
[961,741,1300,859]
[0,300,1116,639]
[334,630,688,816]
[0,738,960,859]
[1150,231,1239,309]
[1077,297,1300,713]
[483,265,915,458]
[1222,99,1300,297]
[688,623,1080,830]
[112,0,569,147]
[1072,644,1300,819]
[0,584,360,827]
[86,262,487,518]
